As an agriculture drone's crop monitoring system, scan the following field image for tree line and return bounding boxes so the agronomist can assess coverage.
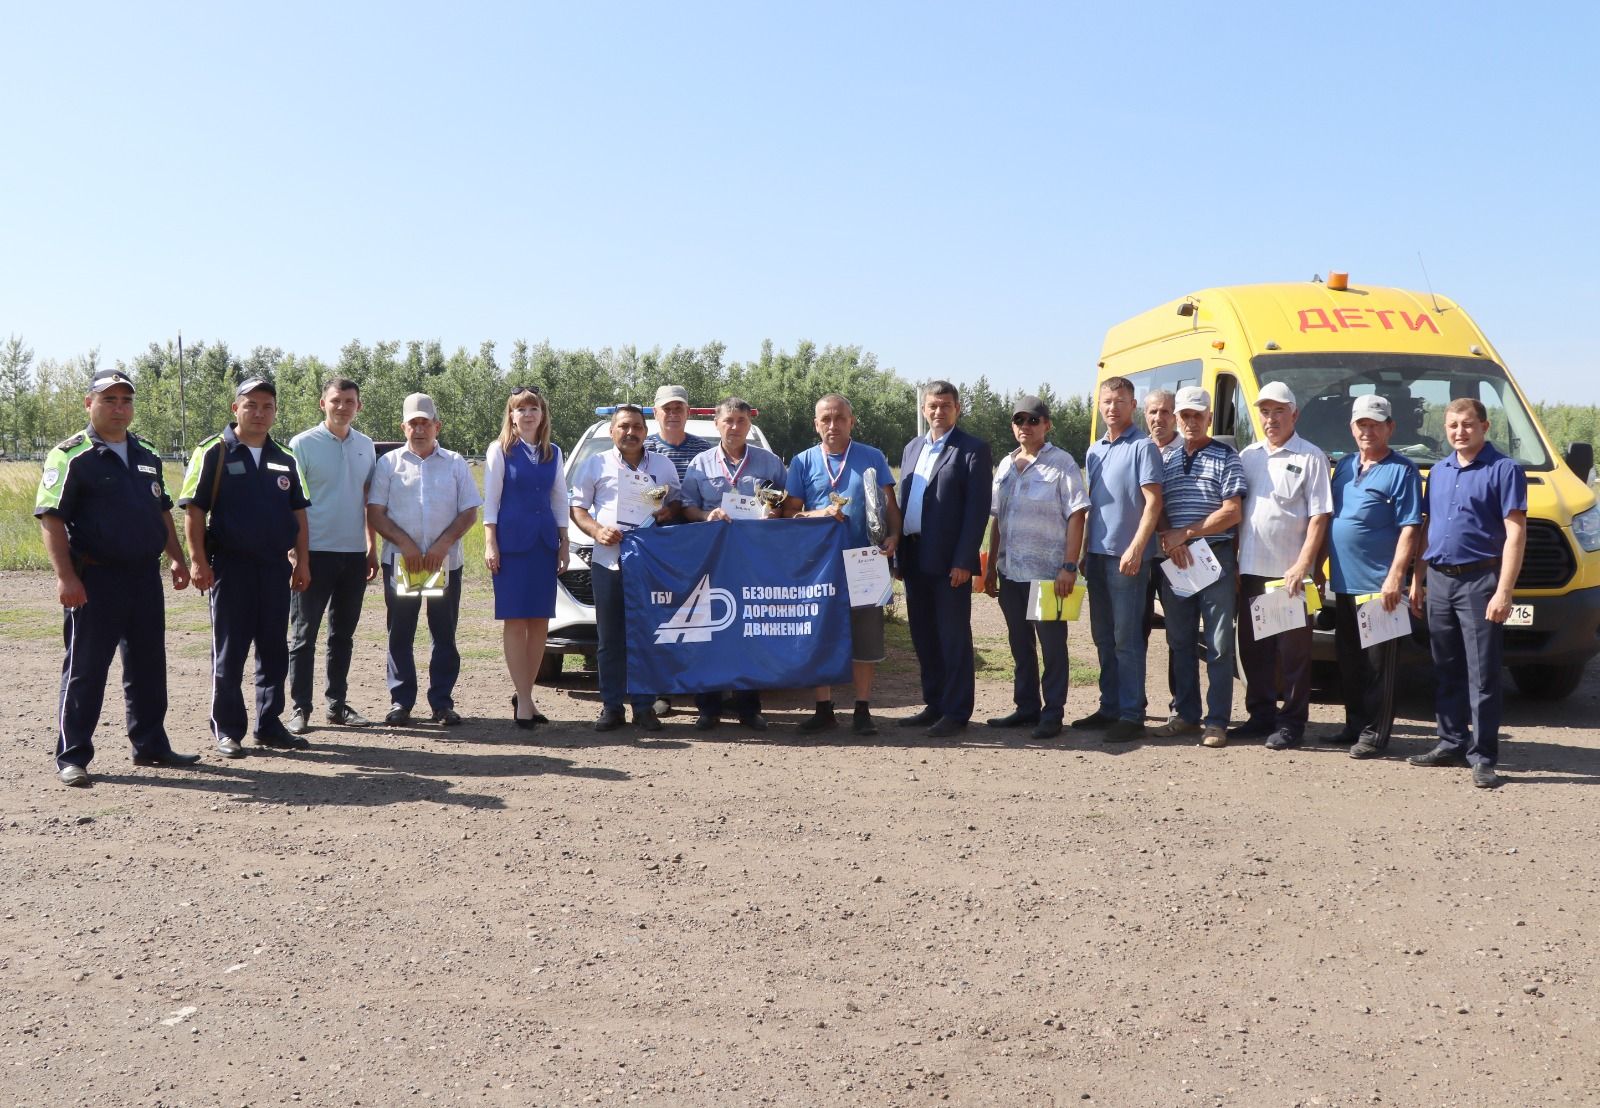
[0,334,1096,465]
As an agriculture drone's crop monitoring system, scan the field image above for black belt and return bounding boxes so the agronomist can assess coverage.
[1429,558,1501,576]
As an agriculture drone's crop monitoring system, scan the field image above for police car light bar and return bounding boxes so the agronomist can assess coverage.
[593,406,759,417]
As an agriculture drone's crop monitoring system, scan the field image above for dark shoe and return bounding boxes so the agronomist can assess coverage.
[899,707,940,728]
[593,710,625,732]
[285,709,311,735]
[1409,744,1468,767]
[1150,716,1201,739]
[1472,764,1502,789]
[1102,719,1146,744]
[1349,740,1384,759]
[1226,719,1275,740]
[987,710,1040,729]
[58,764,90,787]
[1326,725,1363,746]
[1264,728,1302,751]
[1069,711,1115,731]
[633,708,662,732]
[254,724,310,751]
[798,708,837,733]
[431,709,463,726]
[510,694,547,726]
[384,705,412,726]
[131,749,202,767]
[695,713,719,731]
[852,710,878,736]
[1030,718,1063,740]
[328,704,372,727]
[738,713,769,732]
[926,716,967,739]
[216,738,246,759]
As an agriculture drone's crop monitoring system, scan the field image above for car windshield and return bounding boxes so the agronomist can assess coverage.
[1253,353,1551,470]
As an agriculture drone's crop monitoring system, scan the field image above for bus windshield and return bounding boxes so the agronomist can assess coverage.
[1252,353,1551,470]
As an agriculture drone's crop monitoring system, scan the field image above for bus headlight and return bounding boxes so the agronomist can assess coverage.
[1573,506,1600,553]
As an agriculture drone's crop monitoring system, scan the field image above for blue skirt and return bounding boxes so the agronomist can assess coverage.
[492,546,558,620]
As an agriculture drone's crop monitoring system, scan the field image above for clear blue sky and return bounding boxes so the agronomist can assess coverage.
[4,1,1596,402]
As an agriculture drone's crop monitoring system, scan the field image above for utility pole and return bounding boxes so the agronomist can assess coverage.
[177,330,186,455]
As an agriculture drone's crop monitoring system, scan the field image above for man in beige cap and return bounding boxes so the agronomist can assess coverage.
[367,393,482,726]
[644,384,715,479]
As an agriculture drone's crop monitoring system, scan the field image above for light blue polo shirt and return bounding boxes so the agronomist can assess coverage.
[289,423,376,553]
[1084,425,1164,559]
[681,444,788,511]
[1329,450,1424,594]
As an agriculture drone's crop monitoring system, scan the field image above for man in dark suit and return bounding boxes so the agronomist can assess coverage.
[896,381,994,737]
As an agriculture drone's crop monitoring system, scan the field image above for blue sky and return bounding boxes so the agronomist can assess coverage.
[3,1,1596,402]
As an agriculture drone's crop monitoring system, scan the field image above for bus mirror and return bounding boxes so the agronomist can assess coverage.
[1565,442,1594,482]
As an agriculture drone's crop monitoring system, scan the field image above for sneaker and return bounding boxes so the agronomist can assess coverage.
[384,705,412,726]
[1069,711,1115,731]
[852,710,878,736]
[1472,764,1502,789]
[1150,716,1201,739]
[1408,744,1468,767]
[216,738,247,759]
[57,764,91,787]
[1264,728,1302,751]
[327,704,372,727]
[798,707,837,734]
[593,710,625,732]
[633,708,662,732]
[1225,718,1274,740]
[285,709,311,735]
[1201,726,1227,748]
[1102,719,1146,743]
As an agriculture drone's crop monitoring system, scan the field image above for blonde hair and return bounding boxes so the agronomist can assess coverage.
[497,387,553,462]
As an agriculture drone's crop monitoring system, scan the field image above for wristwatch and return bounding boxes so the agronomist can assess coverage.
[1060,562,1078,574]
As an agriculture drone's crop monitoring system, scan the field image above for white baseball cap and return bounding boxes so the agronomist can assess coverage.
[1351,394,1392,422]
[402,393,438,422]
[1255,381,1297,408]
[1174,386,1211,413]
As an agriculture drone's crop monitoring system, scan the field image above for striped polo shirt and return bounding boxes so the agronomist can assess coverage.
[1161,438,1247,542]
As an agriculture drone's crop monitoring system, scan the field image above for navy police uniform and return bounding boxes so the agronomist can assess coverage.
[179,423,310,742]
[35,426,179,770]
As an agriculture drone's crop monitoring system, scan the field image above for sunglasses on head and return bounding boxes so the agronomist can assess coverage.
[510,385,542,397]
[1012,413,1043,427]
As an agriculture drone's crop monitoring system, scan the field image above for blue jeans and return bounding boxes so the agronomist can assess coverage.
[1085,553,1151,722]
[1426,565,1502,766]
[1160,541,1237,728]
[591,564,652,715]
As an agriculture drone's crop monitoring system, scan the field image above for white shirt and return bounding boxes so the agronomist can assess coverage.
[1238,431,1333,577]
[368,445,483,571]
[901,430,949,536]
[568,448,680,571]
[482,440,570,526]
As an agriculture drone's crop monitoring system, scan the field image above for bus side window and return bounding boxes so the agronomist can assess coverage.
[1212,374,1255,449]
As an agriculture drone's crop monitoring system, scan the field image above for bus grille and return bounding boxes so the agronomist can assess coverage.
[1515,520,1576,590]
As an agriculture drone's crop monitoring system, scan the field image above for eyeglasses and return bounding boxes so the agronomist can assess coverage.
[1012,414,1043,427]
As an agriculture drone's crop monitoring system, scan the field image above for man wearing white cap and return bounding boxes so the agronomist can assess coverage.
[1234,382,1333,750]
[367,393,482,726]
[1152,386,1246,748]
[644,384,715,480]
[1325,394,1423,758]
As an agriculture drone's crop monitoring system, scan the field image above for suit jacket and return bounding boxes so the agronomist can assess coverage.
[897,425,993,576]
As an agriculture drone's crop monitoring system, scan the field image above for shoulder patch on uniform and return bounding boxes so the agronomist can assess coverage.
[42,468,60,490]
[55,432,85,450]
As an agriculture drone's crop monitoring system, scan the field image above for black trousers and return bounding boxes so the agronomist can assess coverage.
[901,536,976,723]
[56,560,173,769]
[1237,573,1313,736]
[996,574,1069,721]
[289,550,370,714]
[695,690,763,719]
[208,553,291,741]
[1334,592,1400,744]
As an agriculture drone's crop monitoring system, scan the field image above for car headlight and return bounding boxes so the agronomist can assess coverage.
[1573,505,1600,553]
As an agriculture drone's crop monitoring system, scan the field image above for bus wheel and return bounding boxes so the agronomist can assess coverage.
[1510,663,1587,701]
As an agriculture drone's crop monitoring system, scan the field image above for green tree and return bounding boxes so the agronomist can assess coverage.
[0,334,36,457]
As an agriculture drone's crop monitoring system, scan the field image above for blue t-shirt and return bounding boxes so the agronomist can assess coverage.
[1329,450,1424,594]
[1161,438,1247,541]
[785,441,893,549]
[1084,426,1165,559]
[1422,441,1528,566]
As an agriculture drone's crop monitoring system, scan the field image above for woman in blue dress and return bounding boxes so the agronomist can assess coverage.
[483,387,569,727]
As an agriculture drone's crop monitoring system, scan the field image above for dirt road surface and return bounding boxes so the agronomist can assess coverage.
[2,570,1597,1106]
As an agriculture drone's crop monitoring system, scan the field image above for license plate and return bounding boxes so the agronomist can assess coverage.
[1506,604,1534,627]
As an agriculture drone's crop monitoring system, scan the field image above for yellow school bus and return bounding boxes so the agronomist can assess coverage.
[1095,277,1600,699]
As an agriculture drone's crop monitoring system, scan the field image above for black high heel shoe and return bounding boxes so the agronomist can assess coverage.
[511,693,548,728]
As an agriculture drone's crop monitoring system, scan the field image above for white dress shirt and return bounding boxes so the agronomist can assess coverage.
[1238,431,1333,577]
[568,449,681,571]
[368,445,483,571]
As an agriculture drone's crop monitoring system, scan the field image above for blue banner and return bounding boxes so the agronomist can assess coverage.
[621,519,854,695]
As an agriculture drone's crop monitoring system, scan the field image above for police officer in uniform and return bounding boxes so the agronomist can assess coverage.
[35,368,198,787]
[179,378,312,758]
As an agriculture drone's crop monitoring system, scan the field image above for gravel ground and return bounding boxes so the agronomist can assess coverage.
[1,569,1597,1107]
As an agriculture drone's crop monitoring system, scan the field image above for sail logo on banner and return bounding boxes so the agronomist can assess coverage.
[653,575,738,644]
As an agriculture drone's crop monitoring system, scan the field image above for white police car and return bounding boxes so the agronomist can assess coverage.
[542,405,774,680]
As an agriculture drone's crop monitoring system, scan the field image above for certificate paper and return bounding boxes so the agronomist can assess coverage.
[1027,580,1085,621]
[1160,540,1223,598]
[721,491,767,520]
[1356,593,1412,648]
[1249,586,1305,640]
[611,469,656,528]
[843,546,894,608]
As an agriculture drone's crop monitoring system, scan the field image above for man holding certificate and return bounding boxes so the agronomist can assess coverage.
[1325,394,1423,759]
[1235,382,1333,752]
[368,393,482,727]
[1154,386,1246,748]
[981,396,1089,740]
[570,405,683,732]
[681,397,787,731]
